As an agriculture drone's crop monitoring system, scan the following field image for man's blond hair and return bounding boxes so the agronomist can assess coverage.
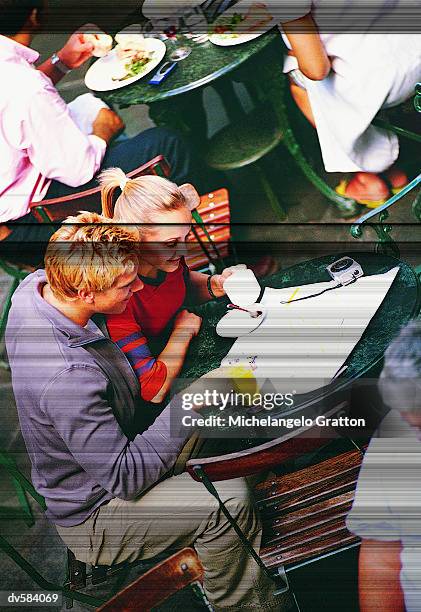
[45,212,140,300]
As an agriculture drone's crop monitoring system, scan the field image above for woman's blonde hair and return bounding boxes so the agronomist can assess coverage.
[99,167,199,233]
[45,211,139,300]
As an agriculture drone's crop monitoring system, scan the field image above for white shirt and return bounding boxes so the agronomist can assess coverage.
[0,36,106,222]
[347,411,421,612]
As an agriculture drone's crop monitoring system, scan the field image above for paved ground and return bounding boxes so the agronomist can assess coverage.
[0,31,419,612]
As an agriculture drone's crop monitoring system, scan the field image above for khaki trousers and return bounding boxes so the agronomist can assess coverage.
[57,471,292,611]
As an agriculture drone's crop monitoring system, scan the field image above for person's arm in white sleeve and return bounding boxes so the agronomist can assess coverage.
[23,81,107,187]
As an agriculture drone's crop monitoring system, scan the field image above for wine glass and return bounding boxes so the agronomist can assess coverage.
[149,11,192,60]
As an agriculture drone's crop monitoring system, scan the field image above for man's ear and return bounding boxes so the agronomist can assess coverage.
[78,289,95,305]
[180,183,200,212]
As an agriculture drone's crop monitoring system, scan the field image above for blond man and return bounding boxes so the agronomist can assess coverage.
[5,212,292,611]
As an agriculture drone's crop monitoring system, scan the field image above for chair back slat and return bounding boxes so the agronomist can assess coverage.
[258,448,363,568]
[185,188,231,270]
[30,156,170,223]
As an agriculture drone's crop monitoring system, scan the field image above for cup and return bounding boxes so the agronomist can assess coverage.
[182,6,209,43]
[223,267,261,309]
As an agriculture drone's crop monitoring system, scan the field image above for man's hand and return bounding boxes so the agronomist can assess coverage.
[92,108,125,144]
[211,264,247,298]
[174,309,202,339]
[57,32,95,70]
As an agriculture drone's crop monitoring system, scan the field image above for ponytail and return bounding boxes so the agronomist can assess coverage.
[99,167,129,218]
[98,167,199,232]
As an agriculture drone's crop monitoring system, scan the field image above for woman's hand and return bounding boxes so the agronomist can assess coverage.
[211,264,247,298]
[173,309,202,339]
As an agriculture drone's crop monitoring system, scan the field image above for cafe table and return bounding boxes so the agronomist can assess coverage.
[99,29,283,147]
[179,251,420,443]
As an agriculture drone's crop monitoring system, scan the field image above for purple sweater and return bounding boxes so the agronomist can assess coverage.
[5,271,188,526]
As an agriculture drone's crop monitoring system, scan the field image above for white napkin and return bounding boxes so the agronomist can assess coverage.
[68,93,109,135]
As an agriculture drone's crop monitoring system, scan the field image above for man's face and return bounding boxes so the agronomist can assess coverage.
[92,270,143,315]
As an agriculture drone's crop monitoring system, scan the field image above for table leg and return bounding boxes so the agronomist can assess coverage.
[212,78,247,125]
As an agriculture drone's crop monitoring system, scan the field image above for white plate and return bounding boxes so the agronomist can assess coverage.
[216,304,266,338]
[85,38,166,92]
[209,32,264,46]
[209,1,276,46]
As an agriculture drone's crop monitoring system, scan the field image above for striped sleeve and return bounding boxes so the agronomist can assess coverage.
[106,305,167,402]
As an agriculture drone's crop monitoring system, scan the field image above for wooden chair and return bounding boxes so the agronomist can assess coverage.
[185,423,364,602]
[0,156,230,361]
[185,188,231,272]
[1,498,208,610]
[0,156,171,366]
[34,153,230,274]
[0,533,208,610]
[29,155,171,223]
[96,548,208,612]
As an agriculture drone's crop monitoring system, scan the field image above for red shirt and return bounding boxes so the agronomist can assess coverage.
[106,260,190,401]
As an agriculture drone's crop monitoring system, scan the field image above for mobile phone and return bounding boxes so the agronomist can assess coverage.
[149,62,178,85]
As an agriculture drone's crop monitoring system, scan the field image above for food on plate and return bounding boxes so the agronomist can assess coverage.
[83,33,113,57]
[112,42,155,81]
[114,30,145,48]
[211,2,273,39]
[115,39,146,61]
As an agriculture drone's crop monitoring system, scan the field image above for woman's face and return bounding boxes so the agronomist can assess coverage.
[139,207,192,275]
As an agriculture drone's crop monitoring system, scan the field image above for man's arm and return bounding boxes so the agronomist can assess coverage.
[359,539,405,612]
[37,32,94,85]
[23,84,107,187]
[41,366,189,500]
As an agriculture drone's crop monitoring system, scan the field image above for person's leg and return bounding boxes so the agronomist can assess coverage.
[103,127,201,187]
[45,127,206,200]
[288,76,403,203]
[57,473,293,611]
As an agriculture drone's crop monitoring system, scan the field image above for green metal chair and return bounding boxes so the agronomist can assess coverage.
[200,35,360,219]
[0,450,46,527]
[0,259,30,368]
[204,102,287,222]
[206,36,421,220]
[350,84,421,278]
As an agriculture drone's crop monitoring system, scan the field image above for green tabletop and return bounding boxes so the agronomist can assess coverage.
[181,252,420,396]
[100,30,279,108]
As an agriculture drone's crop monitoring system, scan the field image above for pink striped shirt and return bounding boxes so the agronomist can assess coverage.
[0,36,106,222]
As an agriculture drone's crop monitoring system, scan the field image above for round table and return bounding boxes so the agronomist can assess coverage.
[100,30,282,146]
[181,252,420,422]
[101,30,278,107]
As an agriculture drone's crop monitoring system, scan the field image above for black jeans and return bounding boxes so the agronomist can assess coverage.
[1,127,204,267]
